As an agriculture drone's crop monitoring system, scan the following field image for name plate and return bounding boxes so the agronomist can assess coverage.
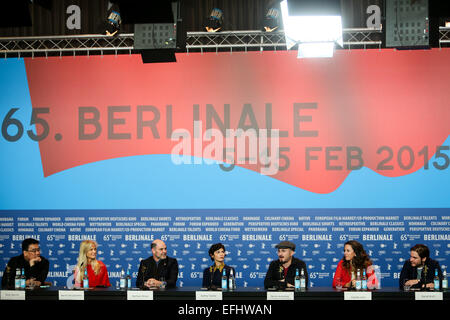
[267,291,294,300]
[415,292,443,301]
[0,290,26,300]
[344,291,372,300]
[127,290,154,300]
[58,290,85,300]
[195,291,223,300]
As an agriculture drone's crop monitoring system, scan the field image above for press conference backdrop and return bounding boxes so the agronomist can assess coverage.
[0,49,449,288]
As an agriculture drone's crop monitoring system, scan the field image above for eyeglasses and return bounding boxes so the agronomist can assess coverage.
[28,248,41,253]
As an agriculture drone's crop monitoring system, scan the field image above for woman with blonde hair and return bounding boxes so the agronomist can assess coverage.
[74,240,110,288]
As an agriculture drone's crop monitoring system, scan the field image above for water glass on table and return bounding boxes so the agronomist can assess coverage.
[403,279,411,291]
[160,276,166,289]
[335,277,343,290]
[28,277,36,289]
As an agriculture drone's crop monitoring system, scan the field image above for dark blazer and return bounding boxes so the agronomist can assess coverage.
[1,254,49,289]
[399,258,442,289]
[202,264,235,288]
[264,257,308,289]
[136,256,178,288]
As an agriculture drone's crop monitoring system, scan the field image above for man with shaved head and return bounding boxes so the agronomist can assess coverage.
[136,239,179,288]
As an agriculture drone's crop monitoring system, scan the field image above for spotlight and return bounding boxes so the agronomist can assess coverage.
[205,8,223,32]
[280,0,343,58]
[103,3,122,36]
[263,7,281,32]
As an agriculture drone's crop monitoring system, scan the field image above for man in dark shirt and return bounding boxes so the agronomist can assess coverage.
[2,238,49,289]
[136,239,178,288]
[264,241,308,289]
[399,244,442,290]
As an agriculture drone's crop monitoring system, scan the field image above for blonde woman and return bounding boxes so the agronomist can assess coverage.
[74,240,110,288]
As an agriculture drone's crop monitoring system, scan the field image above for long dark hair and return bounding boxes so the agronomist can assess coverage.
[342,240,373,272]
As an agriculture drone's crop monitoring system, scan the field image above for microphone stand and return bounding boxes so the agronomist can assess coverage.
[207,266,216,291]
[277,265,286,290]
[420,265,429,291]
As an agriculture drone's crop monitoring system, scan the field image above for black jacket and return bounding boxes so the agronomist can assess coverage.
[202,264,235,289]
[399,258,442,290]
[136,256,178,288]
[1,254,49,289]
[264,257,308,289]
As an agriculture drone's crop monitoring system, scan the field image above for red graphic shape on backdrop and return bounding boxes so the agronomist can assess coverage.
[24,50,450,193]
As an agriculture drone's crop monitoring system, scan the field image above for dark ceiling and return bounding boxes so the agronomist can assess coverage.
[0,0,383,37]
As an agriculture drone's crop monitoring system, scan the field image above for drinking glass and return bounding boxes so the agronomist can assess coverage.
[28,278,36,289]
[336,277,343,290]
[160,276,166,289]
[403,279,411,291]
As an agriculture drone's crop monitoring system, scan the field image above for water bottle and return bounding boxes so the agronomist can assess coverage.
[300,268,306,290]
[126,269,132,289]
[228,269,235,290]
[119,269,126,289]
[362,269,368,290]
[121,269,128,289]
[221,269,228,290]
[355,269,362,291]
[14,268,21,289]
[433,269,440,291]
[20,269,26,289]
[294,268,300,291]
[83,268,89,289]
[442,270,448,290]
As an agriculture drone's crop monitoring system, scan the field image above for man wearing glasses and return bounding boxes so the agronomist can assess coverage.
[1,238,49,288]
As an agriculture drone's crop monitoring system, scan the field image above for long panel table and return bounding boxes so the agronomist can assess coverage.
[2,287,447,319]
[1,286,448,300]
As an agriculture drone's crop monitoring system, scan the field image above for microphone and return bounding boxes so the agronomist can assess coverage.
[421,265,428,291]
[160,260,167,276]
[278,265,284,280]
[277,265,287,290]
[207,266,216,290]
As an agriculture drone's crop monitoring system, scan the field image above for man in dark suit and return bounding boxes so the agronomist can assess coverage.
[2,238,49,289]
[264,240,308,289]
[399,244,442,290]
[136,239,178,288]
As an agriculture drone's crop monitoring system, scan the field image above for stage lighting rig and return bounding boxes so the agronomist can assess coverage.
[102,3,122,36]
[280,0,343,58]
[205,8,223,32]
[263,7,281,32]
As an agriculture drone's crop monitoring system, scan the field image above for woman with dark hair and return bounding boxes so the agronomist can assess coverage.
[202,243,235,289]
[332,240,378,289]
